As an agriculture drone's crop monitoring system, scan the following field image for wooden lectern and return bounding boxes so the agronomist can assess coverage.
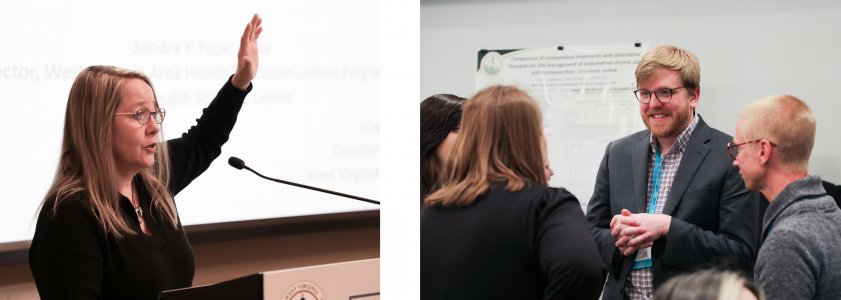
[158,258,379,300]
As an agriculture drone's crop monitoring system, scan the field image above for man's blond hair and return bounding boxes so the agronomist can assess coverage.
[636,45,701,95]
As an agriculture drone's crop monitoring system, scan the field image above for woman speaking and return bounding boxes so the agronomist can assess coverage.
[29,15,262,299]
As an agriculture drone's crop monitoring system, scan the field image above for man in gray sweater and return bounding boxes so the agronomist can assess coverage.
[730,95,841,300]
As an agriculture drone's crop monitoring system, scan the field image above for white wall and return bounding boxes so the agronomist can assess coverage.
[422,0,841,185]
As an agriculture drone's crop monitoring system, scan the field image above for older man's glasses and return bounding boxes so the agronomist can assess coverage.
[634,87,685,104]
[115,108,166,125]
[726,139,777,160]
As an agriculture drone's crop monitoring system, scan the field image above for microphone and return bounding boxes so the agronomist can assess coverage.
[227,156,380,205]
[229,156,246,170]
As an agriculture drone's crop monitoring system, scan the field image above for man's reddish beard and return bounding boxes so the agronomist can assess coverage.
[643,103,692,138]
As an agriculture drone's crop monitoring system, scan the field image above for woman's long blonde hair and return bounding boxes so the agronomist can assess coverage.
[42,65,177,238]
[425,85,546,207]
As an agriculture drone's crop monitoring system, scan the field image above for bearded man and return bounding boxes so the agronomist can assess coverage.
[585,45,760,300]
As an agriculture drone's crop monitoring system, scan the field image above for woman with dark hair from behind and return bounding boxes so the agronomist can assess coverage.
[420,94,465,204]
[654,269,764,300]
[421,85,605,299]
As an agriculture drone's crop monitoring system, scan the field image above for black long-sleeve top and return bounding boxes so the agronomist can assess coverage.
[29,77,251,300]
[421,182,607,300]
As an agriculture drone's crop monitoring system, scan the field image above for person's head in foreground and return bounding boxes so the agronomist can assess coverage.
[654,269,763,300]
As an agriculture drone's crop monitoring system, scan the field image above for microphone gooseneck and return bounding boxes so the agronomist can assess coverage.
[228,156,379,205]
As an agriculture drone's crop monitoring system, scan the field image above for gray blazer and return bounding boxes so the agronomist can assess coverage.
[586,116,760,300]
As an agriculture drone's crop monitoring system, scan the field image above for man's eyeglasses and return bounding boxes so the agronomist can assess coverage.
[115,108,166,125]
[726,139,777,160]
[634,87,685,104]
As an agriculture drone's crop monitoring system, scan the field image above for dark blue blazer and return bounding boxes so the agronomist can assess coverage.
[586,117,760,300]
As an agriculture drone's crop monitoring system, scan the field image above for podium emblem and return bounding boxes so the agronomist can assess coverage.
[283,281,325,300]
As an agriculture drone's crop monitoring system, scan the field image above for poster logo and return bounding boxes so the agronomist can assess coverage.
[480,51,502,75]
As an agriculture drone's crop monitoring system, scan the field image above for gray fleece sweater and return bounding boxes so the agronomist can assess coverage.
[755,175,841,300]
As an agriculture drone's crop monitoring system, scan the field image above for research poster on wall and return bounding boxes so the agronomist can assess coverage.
[476,43,649,211]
